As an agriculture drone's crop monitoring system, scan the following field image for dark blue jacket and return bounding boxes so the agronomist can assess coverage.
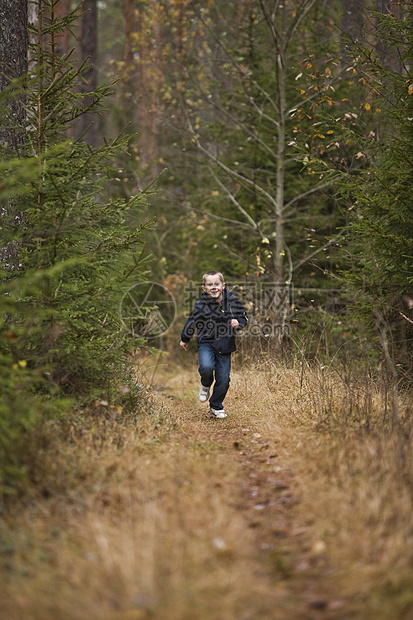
[181,289,248,354]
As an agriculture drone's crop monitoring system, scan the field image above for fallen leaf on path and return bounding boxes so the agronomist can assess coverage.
[296,559,310,571]
[292,526,308,536]
[329,599,346,610]
[254,504,266,510]
[213,536,227,550]
[312,540,327,555]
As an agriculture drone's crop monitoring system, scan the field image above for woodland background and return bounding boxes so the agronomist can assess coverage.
[1,2,413,618]
[0,0,412,491]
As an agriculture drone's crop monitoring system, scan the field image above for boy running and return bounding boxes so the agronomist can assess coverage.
[180,270,248,418]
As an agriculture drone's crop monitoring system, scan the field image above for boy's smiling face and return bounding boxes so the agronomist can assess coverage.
[202,274,225,302]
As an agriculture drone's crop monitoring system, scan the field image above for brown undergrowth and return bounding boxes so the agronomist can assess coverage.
[0,353,412,620]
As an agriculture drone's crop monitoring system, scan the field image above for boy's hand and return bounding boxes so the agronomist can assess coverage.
[180,340,188,351]
[231,319,240,328]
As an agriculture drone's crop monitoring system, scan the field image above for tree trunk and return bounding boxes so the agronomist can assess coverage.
[340,0,366,62]
[374,0,403,73]
[274,4,286,283]
[124,0,135,119]
[0,0,28,147]
[0,0,28,267]
[52,0,71,57]
[74,0,99,147]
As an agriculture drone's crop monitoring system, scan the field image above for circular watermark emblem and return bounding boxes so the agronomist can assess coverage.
[120,282,176,339]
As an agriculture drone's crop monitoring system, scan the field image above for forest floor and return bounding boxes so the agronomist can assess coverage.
[1,353,412,620]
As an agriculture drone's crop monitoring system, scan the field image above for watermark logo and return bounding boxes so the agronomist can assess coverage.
[120,282,176,339]
[183,280,294,324]
[230,281,294,322]
[120,280,295,339]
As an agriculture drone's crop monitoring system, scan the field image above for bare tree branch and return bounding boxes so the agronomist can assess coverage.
[204,98,279,161]
[399,312,413,326]
[259,0,282,57]
[293,228,346,270]
[284,179,334,212]
[220,241,260,272]
[181,202,255,231]
[208,166,261,233]
[286,0,317,44]
[247,95,280,129]
[190,1,280,115]
[187,114,279,212]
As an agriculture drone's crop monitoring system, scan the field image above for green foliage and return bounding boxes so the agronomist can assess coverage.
[343,12,413,364]
[302,3,413,367]
[0,2,152,490]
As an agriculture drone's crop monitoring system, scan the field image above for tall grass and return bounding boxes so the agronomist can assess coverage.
[229,357,413,618]
[0,354,412,619]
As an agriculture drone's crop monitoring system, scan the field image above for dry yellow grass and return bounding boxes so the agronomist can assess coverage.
[1,352,412,620]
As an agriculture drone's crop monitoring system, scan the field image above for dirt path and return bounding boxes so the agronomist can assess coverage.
[157,368,351,620]
[1,361,393,620]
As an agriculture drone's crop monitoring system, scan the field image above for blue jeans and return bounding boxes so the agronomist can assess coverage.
[198,344,231,410]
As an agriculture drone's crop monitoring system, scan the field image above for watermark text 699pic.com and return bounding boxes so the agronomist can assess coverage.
[120,280,294,340]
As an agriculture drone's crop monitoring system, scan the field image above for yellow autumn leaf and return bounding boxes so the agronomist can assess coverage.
[18,360,27,368]
[408,84,413,95]
[364,102,371,111]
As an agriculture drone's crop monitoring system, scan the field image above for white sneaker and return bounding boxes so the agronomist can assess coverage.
[209,408,227,419]
[199,385,210,402]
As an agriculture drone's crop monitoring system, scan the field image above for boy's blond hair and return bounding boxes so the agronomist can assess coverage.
[202,270,224,285]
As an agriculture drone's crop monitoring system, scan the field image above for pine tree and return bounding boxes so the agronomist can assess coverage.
[0,0,151,489]
[344,6,413,369]
[307,2,413,371]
